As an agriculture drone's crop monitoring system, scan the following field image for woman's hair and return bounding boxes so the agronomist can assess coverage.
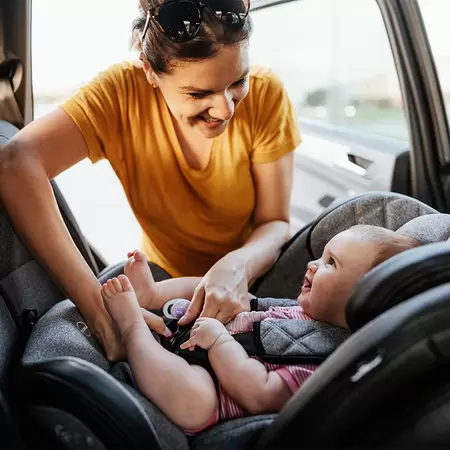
[348,224,421,268]
[131,0,252,74]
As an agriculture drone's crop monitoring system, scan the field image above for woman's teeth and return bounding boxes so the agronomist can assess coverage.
[199,115,219,123]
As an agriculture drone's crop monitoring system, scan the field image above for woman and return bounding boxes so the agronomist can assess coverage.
[0,0,301,361]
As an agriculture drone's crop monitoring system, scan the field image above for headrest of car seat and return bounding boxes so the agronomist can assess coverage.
[396,213,450,244]
[257,282,450,450]
[307,192,437,259]
[255,192,440,300]
[346,237,450,332]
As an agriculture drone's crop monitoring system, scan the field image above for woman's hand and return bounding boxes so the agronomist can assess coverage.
[178,255,251,326]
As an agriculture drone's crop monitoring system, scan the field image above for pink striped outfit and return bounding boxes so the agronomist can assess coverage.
[185,306,318,433]
[219,306,317,421]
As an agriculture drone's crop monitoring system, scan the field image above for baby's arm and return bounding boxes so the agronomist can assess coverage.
[209,337,292,414]
[181,319,292,414]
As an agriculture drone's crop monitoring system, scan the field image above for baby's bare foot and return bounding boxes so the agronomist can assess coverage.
[124,250,158,309]
[102,275,146,339]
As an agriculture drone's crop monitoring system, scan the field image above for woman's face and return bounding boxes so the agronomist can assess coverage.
[143,42,250,139]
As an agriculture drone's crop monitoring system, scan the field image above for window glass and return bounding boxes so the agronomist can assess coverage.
[249,0,408,140]
[419,0,450,124]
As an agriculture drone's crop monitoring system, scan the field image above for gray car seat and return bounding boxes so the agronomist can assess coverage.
[0,120,110,449]
[10,192,450,450]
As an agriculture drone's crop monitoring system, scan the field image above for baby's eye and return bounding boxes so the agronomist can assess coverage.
[327,257,335,266]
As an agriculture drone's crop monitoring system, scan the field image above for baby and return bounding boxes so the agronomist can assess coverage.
[101,225,419,433]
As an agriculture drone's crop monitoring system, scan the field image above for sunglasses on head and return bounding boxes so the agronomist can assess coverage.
[141,0,250,43]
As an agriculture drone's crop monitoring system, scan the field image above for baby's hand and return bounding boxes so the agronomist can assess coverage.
[180,318,229,351]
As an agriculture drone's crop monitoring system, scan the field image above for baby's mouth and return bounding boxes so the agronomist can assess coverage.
[301,276,312,293]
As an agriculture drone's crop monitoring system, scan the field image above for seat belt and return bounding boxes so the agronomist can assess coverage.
[0,8,24,128]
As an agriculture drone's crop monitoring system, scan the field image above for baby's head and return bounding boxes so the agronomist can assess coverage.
[298,225,420,329]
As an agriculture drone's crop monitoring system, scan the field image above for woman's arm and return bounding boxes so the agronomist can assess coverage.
[238,151,294,284]
[0,109,123,359]
[0,109,168,360]
[178,152,294,325]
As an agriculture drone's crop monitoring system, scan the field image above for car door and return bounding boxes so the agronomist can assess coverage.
[249,0,412,231]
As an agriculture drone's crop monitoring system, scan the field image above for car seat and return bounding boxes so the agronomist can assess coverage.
[10,192,450,450]
[0,119,107,450]
[256,279,450,450]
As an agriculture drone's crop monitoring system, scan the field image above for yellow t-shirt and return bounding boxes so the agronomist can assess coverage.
[61,61,301,277]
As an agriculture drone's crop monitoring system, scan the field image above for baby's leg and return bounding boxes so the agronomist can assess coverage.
[124,250,201,309]
[102,275,218,430]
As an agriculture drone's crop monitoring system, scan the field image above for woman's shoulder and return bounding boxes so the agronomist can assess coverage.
[248,65,286,97]
[249,65,280,82]
[60,60,155,165]
[62,59,154,123]
[103,59,145,77]
[87,60,149,93]
[241,65,291,120]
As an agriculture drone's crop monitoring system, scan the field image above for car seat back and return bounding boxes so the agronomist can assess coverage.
[0,119,104,449]
[0,121,66,325]
[0,287,24,450]
[0,121,103,328]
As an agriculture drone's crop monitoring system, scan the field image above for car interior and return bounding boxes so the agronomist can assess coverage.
[3,0,450,449]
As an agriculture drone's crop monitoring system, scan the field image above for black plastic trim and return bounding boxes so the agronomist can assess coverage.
[377,0,450,211]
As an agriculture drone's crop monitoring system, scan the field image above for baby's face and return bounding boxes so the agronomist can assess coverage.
[297,230,378,328]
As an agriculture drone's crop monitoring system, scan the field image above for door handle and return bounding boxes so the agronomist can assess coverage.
[333,158,367,177]
[333,152,373,178]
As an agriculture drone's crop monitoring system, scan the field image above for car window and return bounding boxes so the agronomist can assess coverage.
[32,0,140,263]
[418,0,450,125]
[249,0,408,141]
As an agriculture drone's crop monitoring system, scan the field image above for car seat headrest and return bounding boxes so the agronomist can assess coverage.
[396,213,450,244]
[254,192,440,300]
[346,241,450,332]
[345,213,450,332]
[308,192,437,259]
